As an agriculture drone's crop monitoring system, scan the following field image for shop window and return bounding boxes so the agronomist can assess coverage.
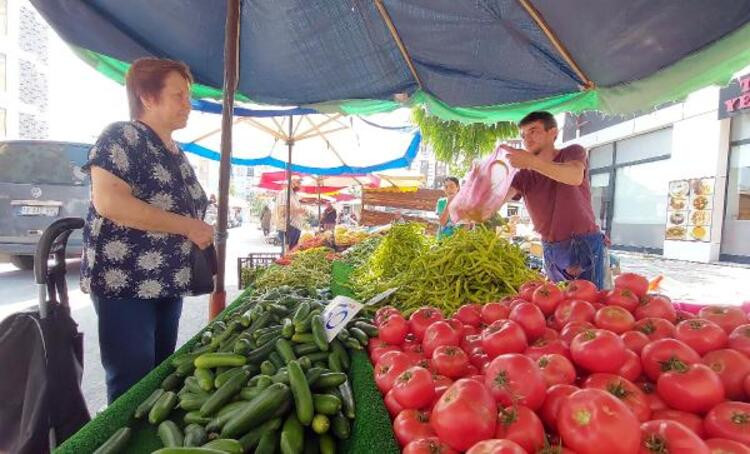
[610,159,671,250]
[590,172,611,230]
[727,144,750,221]
[731,111,750,142]
[589,143,614,170]
[615,128,672,165]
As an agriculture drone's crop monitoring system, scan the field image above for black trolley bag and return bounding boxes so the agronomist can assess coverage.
[0,217,90,453]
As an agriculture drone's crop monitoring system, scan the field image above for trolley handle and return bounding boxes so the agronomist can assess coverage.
[34,217,85,285]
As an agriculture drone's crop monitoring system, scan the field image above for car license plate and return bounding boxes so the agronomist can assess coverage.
[19,205,59,216]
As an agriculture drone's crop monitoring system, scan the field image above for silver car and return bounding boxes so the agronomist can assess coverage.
[0,140,91,269]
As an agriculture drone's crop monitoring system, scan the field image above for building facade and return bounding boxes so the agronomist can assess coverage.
[563,72,750,264]
[0,0,51,139]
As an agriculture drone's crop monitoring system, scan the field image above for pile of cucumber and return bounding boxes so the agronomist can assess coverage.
[93,287,378,454]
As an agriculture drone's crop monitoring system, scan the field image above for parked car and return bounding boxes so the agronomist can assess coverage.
[0,140,91,269]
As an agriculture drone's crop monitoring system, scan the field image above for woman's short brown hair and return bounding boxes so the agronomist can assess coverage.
[125,57,193,119]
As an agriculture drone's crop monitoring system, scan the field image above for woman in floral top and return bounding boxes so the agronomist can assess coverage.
[81,58,213,403]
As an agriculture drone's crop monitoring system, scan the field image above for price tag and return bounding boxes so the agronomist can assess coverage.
[322,296,364,342]
[365,287,399,306]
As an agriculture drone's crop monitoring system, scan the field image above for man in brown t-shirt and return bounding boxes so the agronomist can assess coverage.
[501,111,605,288]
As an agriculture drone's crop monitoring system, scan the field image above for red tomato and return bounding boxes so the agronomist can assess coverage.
[745,374,750,399]
[584,373,651,422]
[370,345,402,364]
[563,279,599,303]
[375,306,401,325]
[403,437,458,454]
[446,318,465,337]
[402,343,426,364]
[484,353,546,410]
[374,352,412,393]
[635,294,676,323]
[675,318,728,355]
[618,349,644,382]
[431,379,498,452]
[615,273,649,298]
[605,287,641,313]
[519,280,544,301]
[634,317,676,341]
[466,439,526,454]
[728,324,750,357]
[432,345,469,379]
[409,307,444,342]
[540,327,560,341]
[481,320,528,358]
[698,306,748,335]
[570,329,627,373]
[481,302,511,324]
[705,438,750,454]
[621,330,651,355]
[414,358,437,375]
[384,388,405,417]
[455,304,482,327]
[494,405,546,452]
[380,314,409,345]
[461,333,482,354]
[377,350,412,368]
[423,321,461,357]
[559,321,596,345]
[368,337,390,354]
[704,401,750,446]
[509,302,547,341]
[641,338,701,382]
[657,363,725,414]
[540,384,579,430]
[533,283,565,315]
[393,409,435,447]
[554,299,596,330]
[393,366,436,409]
[676,310,695,324]
[702,349,750,400]
[651,409,706,438]
[558,388,641,454]
[462,324,479,337]
[639,420,709,454]
[469,348,491,371]
[538,353,576,387]
[595,305,636,334]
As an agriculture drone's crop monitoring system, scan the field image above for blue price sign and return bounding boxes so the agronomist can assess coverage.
[321,296,363,342]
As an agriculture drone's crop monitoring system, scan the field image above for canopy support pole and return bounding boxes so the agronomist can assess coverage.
[209,0,240,320]
[374,0,423,89]
[284,115,294,255]
[516,0,594,89]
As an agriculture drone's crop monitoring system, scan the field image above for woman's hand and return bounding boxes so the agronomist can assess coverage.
[186,218,214,249]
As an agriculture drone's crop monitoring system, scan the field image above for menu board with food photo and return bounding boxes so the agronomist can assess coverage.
[665,177,715,242]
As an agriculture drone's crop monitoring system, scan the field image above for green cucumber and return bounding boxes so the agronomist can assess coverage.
[331,412,350,440]
[319,433,336,454]
[282,318,295,338]
[269,303,289,317]
[298,355,312,370]
[247,335,282,364]
[151,448,226,454]
[293,343,320,356]
[330,340,349,370]
[312,394,342,415]
[280,412,304,454]
[205,402,245,433]
[134,388,164,419]
[149,391,178,425]
[256,429,279,454]
[176,359,197,377]
[237,417,282,451]
[292,333,315,344]
[248,374,272,387]
[194,353,246,369]
[184,411,212,426]
[183,377,208,396]
[210,320,240,349]
[312,372,347,390]
[158,420,184,447]
[201,438,243,454]
[348,327,369,346]
[287,360,314,426]
[275,338,297,363]
[179,393,209,411]
[171,352,200,368]
[303,351,330,363]
[327,352,343,373]
[232,338,252,355]
[305,367,327,385]
[311,315,329,352]
[272,368,290,384]
[200,369,250,416]
[353,321,378,337]
[339,380,356,419]
[292,302,311,326]
[312,414,330,434]
[213,367,241,389]
[183,424,207,447]
[343,337,362,351]
[268,351,285,370]
[92,427,131,454]
[162,372,182,391]
[239,386,262,401]
[257,329,283,346]
[221,383,291,438]
[194,368,214,392]
[260,360,277,376]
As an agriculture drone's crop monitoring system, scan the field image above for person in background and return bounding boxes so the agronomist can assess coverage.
[81,58,212,403]
[274,179,305,250]
[501,111,605,288]
[321,201,337,231]
[260,204,272,236]
[436,176,460,240]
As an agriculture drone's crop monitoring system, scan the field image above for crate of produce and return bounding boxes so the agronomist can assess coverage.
[237,252,281,289]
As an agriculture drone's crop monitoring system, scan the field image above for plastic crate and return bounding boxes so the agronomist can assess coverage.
[237,252,281,289]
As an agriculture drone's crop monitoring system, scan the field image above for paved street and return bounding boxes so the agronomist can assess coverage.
[0,221,279,415]
[1,227,749,414]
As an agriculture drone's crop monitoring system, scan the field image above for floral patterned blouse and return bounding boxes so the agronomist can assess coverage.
[80,121,208,299]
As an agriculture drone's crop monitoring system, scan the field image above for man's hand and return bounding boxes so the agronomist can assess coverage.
[501,145,539,170]
[186,218,214,249]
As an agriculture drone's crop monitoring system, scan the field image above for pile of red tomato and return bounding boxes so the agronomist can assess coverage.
[368,273,750,454]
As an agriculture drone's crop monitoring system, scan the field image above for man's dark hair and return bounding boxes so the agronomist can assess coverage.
[519,111,557,130]
[444,176,460,188]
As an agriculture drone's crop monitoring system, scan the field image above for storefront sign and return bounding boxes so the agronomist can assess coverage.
[718,74,750,119]
[665,178,714,242]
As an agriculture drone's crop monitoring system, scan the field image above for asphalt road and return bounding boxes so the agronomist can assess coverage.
[0,221,279,414]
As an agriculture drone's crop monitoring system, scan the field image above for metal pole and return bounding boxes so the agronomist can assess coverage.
[285,115,294,254]
[317,178,322,227]
[209,0,240,320]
